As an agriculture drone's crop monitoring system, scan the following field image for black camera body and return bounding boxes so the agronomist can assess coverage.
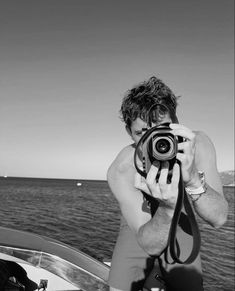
[142,123,177,172]
[134,123,181,181]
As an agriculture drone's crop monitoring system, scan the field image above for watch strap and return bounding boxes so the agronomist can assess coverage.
[185,171,207,196]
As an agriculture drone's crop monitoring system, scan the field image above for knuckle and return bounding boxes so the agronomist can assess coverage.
[162,193,168,201]
[152,190,160,198]
[159,184,167,194]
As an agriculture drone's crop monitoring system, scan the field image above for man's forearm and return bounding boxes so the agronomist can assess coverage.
[192,184,228,228]
[136,206,174,256]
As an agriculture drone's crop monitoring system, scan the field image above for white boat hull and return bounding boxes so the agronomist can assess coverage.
[0,227,110,291]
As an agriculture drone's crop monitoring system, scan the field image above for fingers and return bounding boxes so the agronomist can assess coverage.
[177,140,196,156]
[177,140,195,150]
[176,152,185,164]
[135,161,180,204]
[171,163,180,186]
[170,123,195,141]
[158,162,169,200]
[171,124,196,163]
[158,162,169,185]
[146,162,160,186]
[134,172,151,195]
[135,162,161,198]
[146,163,161,198]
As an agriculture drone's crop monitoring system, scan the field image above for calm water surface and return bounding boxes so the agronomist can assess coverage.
[0,178,234,291]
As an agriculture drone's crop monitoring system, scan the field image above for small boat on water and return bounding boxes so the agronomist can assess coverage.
[0,226,110,291]
[76,182,82,186]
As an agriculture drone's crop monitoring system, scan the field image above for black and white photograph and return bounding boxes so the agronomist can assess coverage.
[0,1,234,291]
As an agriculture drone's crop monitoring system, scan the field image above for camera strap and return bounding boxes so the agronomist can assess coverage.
[165,169,201,264]
[133,103,201,265]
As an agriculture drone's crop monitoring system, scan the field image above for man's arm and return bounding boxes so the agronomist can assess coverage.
[189,131,228,228]
[136,205,174,255]
[107,145,178,256]
[170,124,228,228]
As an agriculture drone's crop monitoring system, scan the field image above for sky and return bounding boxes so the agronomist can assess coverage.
[0,0,234,180]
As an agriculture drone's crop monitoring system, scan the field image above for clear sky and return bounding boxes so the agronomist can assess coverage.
[0,0,234,180]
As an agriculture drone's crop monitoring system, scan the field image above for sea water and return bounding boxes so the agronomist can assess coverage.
[0,177,234,291]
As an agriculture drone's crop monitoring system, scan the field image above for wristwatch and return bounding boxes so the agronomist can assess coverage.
[185,171,207,201]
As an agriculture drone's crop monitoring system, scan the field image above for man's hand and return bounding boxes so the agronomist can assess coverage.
[135,161,180,210]
[170,123,201,188]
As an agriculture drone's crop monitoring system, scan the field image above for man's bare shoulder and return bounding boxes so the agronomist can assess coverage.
[194,130,215,151]
[108,144,136,176]
[193,130,217,168]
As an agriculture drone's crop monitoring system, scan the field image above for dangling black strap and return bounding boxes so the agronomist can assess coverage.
[133,103,201,265]
[165,168,201,264]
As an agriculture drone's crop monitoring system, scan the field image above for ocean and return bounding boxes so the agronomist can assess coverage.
[0,177,234,291]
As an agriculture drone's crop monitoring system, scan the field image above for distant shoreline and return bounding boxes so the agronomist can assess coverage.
[0,176,234,187]
[0,176,106,182]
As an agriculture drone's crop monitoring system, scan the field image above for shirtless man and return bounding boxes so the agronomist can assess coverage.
[107,76,228,291]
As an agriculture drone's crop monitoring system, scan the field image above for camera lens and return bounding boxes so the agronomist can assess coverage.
[155,139,171,154]
[151,134,176,161]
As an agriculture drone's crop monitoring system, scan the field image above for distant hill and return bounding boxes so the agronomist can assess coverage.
[219,170,235,186]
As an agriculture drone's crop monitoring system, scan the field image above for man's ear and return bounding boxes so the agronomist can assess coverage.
[125,125,132,137]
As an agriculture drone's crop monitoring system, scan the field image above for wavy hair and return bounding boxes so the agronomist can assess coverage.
[120,76,179,128]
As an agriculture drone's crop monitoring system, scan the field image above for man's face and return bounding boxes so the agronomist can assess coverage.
[128,115,172,144]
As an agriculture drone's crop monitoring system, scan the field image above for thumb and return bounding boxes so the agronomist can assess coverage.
[134,172,151,195]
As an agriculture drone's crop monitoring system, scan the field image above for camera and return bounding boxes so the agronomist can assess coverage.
[134,123,181,181]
